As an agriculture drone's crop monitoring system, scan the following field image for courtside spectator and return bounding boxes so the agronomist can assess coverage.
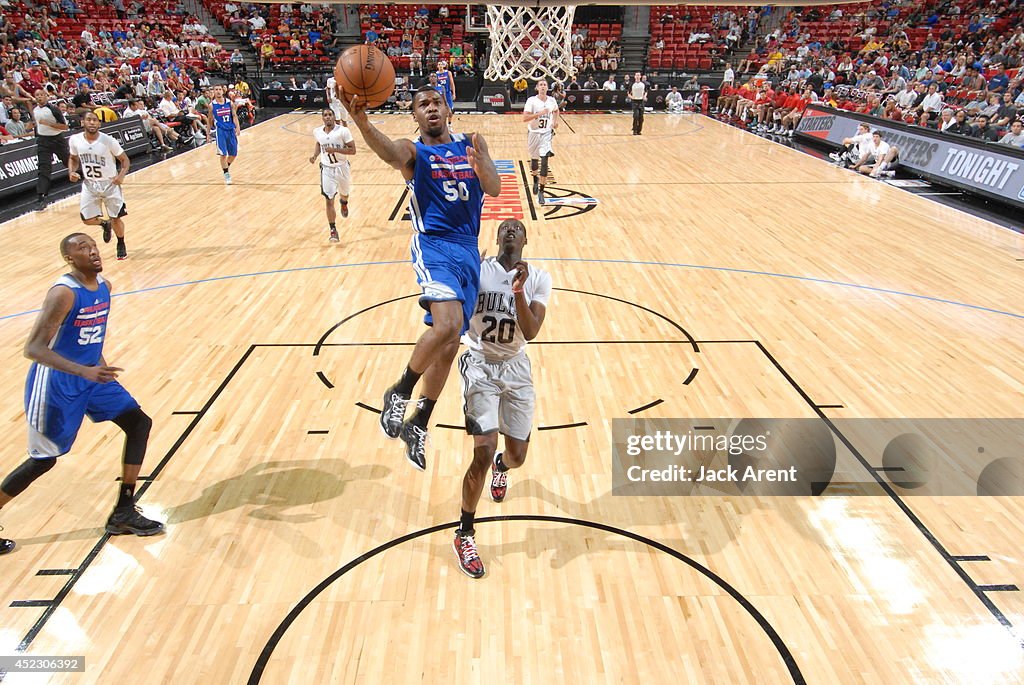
[998,120,1024,147]
[830,122,872,166]
[970,115,1000,142]
[3,107,32,138]
[666,86,685,113]
[122,98,178,150]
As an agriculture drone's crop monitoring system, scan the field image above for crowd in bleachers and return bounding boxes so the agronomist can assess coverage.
[648,6,762,71]
[204,1,340,69]
[6,0,1024,157]
[570,21,623,75]
[714,0,1023,149]
[0,0,244,146]
[359,4,474,76]
[352,6,623,80]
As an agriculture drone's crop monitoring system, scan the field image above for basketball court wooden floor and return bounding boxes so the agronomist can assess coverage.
[0,111,1021,684]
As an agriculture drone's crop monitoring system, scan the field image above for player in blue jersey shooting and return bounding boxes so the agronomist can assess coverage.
[0,234,164,556]
[348,86,501,471]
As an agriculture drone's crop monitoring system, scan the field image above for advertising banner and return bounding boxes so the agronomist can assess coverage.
[796,105,1024,210]
[260,89,328,109]
[563,89,630,110]
[478,85,511,113]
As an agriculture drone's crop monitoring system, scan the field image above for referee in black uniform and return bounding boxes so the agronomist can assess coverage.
[630,72,647,135]
[31,89,71,212]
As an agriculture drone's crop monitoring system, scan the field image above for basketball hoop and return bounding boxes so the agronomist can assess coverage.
[484,5,577,83]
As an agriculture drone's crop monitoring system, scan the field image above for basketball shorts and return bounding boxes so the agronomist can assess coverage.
[527,129,553,159]
[459,350,535,441]
[409,232,479,334]
[320,163,351,199]
[24,363,140,458]
[329,100,350,124]
[79,181,127,221]
[215,127,238,156]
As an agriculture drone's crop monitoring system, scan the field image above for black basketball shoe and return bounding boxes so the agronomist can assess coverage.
[101,220,112,243]
[379,385,410,439]
[0,526,14,555]
[453,530,484,578]
[105,505,165,536]
[399,421,428,471]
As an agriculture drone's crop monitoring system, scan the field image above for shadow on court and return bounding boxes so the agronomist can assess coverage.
[165,458,391,525]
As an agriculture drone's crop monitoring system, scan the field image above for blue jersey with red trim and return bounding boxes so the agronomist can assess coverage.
[49,274,110,367]
[406,133,484,246]
[212,99,235,130]
[435,70,453,100]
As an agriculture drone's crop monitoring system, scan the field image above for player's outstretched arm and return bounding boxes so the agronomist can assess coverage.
[24,286,122,382]
[467,133,500,197]
[348,94,415,176]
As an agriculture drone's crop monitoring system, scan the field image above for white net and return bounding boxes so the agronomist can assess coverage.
[484,5,577,83]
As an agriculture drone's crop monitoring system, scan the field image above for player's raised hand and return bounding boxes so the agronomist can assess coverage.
[467,132,501,197]
[467,133,490,174]
[348,93,369,120]
[82,365,123,383]
[511,260,529,293]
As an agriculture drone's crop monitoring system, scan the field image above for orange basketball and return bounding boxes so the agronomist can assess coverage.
[333,44,396,109]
